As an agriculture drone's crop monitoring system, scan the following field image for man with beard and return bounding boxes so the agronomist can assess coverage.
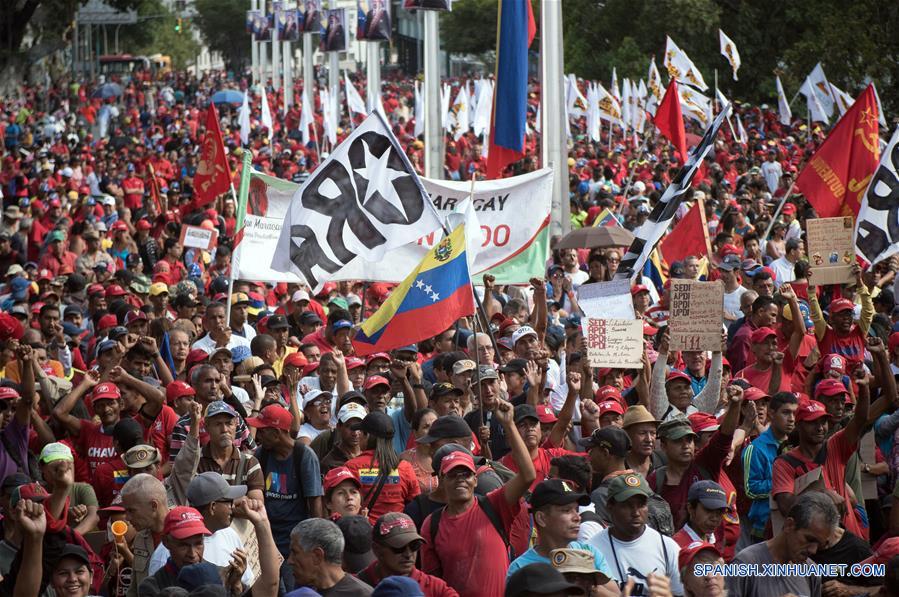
[358,512,458,596]
[772,376,870,541]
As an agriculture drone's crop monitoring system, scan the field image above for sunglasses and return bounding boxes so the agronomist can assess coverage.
[387,540,423,555]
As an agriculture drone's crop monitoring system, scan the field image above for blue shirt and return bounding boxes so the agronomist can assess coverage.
[506,541,613,579]
[257,443,323,555]
[743,427,784,535]
[390,406,412,455]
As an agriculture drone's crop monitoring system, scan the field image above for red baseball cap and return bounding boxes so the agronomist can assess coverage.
[889,332,899,355]
[631,284,649,296]
[815,379,848,400]
[302,362,320,377]
[97,313,118,330]
[0,387,20,401]
[323,466,361,494]
[0,313,24,342]
[642,323,658,337]
[283,352,308,369]
[246,404,293,431]
[92,383,122,402]
[536,404,557,424]
[365,352,392,365]
[796,400,829,422]
[598,400,624,416]
[781,203,797,215]
[363,375,390,391]
[830,298,855,313]
[595,385,622,403]
[111,221,128,232]
[346,357,365,370]
[163,506,212,540]
[186,349,209,367]
[743,387,770,402]
[105,284,127,298]
[718,244,741,258]
[665,370,692,385]
[749,327,777,343]
[124,310,148,325]
[166,380,196,403]
[88,283,106,296]
[135,219,152,231]
[439,451,477,476]
[678,540,722,571]
[688,412,720,433]
[860,537,899,567]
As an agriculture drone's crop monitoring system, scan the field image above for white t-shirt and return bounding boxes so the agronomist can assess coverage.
[577,503,604,543]
[565,269,590,289]
[723,285,748,321]
[191,333,251,355]
[769,257,796,287]
[589,526,684,595]
[298,422,326,441]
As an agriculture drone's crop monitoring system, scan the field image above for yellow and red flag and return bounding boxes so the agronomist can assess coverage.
[192,103,231,210]
[795,85,880,218]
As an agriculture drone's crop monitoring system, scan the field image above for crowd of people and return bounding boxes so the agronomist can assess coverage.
[0,62,897,597]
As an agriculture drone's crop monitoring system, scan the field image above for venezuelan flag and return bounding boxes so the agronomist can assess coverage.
[353,225,475,357]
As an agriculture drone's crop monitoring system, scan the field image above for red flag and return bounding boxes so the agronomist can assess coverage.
[653,79,687,162]
[795,85,880,217]
[146,163,162,215]
[191,103,231,210]
[660,200,710,266]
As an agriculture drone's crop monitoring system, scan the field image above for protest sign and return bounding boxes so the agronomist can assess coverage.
[581,318,644,369]
[861,432,877,500]
[179,225,218,251]
[234,168,552,285]
[668,279,723,351]
[807,216,855,286]
[232,518,283,588]
[577,279,636,320]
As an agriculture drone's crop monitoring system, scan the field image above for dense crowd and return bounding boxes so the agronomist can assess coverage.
[0,64,897,597]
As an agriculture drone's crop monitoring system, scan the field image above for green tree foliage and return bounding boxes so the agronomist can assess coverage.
[193,0,251,72]
[118,0,199,70]
[563,0,899,116]
[439,0,499,56]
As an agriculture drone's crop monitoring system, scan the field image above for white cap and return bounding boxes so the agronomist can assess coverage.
[292,290,310,303]
[632,181,646,194]
[512,325,538,345]
[337,402,367,424]
[102,195,116,206]
[60,167,74,178]
[302,389,330,409]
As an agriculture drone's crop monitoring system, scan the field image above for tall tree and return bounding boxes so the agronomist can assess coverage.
[193,0,251,72]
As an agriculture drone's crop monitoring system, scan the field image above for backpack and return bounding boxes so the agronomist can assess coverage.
[428,496,515,568]
[775,443,828,476]
[255,442,309,500]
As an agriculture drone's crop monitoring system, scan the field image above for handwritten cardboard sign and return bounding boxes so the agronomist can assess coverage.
[179,224,219,251]
[232,518,283,588]
[669,279,723,352]
[578,279,636,320]
[807,216,854,286]
[581,318,644,369]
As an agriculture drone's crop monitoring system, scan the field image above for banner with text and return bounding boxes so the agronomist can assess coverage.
[669,279,723,351]
[233,168,552,284]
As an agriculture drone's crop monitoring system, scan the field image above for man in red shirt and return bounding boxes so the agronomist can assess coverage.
[727,295,778,373]
[648,386,743,531]
[359,512,458,596]
[809,268,874,370]
[301,308,354,355]
[771,378,870,541]
[421,400,535,597]
[38,230,78,276]
[735,327,792,394]
[121,165,145,211]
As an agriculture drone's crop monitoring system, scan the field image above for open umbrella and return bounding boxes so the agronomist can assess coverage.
[556,226,634,250]
[91,83,123,100]
[211,90,244,105]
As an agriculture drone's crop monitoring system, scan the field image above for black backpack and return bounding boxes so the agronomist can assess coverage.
[428,496,515,568]
[255,442,309,500]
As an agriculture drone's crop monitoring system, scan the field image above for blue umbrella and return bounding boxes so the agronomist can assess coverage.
[91,83,123,99]
[211,89,244,105]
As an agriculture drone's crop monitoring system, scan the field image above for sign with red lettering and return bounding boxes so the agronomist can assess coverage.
[179,225,219,251]
[669,279,723,351]
[581,318,644,369]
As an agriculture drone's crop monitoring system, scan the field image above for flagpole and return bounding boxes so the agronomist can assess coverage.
[713,68,718,116]
[423,10,442,178]
[761,181,798,241]
[271,2,280,92]
[251,0,259,84]
[541,0,569,236]
[227,152,253,327]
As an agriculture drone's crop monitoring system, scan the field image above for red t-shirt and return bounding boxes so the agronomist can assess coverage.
[499,446,574,491]
[735,364,793,394]
[819,325,867,370]
[771,428,867,540]
[421,486,522,597]
[138,404,180,463]
[344,450,421,525]
[76,420,118,481]
[93,456,130,507]
[648,430,733,530]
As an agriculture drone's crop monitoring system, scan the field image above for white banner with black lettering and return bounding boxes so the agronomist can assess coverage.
[855,126,899,267]
[614,104,730,281]
[270,111,442,290]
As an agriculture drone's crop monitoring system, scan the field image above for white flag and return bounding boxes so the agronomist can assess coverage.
[587,83,601,142]
[238,91,251,145]
[472,80,493,139]
[259,84,273,143]
[596,83,622,126]
[299,87,314,146]
[468,81,478,129]
[736,114,748,144]
[413,81,424,138]
[678,85,711,127]
[630,80,644,133]
[621,78,632,131]
[271,112,444,290]
[534,103,541,134]
[447,85,470,141]
[829,83,855,117]
[344,72,367,116]
[804,63,835,117]
[664,36,709,91]
[441,83,451,131]
[872,83,888,127]
[375,88,388,122]
[646,59,663,115]
[855,126,899,266]
[799,75,830,124]
[718,29,740,81]
[321,87,338,146]
[611,68,621,102]
[776,76,792,126]
[566,74,589,118]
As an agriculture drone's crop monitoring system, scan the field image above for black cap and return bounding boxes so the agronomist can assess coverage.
[513,404,539,424]
[266,314,289,330]
[338,390,367,409]
[528,479,590,510]
[0,473,30,493]
[335,515,375,574]
[429,382,463,400]
[418,415,472,444]
[351,411,394,439]
[108,326,129,341]
[299,311,323,325]
[506,563,585,597]
[259,375,280,388]
[498,358,528,374]
[578,427,631,456]
[57,544,92,568]
[172,294,198,308]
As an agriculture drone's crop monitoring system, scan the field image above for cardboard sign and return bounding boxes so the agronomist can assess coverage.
[179,225,219,251]
[669,279,723,352]
[581,318,644,369]
[232,518,283,588]
[769,466,825,536]
[807,217,855,286]
[577,279,636,320]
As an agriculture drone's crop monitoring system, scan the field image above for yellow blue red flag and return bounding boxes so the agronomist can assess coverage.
[353,225,474,357]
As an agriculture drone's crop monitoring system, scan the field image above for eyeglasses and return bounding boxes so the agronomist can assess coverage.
[387,540,423,554]
[443,468,475,481]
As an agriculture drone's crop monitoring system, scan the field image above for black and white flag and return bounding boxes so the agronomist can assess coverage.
[271,111,443,290]
[855,126,899,267]
[614,103,731,281]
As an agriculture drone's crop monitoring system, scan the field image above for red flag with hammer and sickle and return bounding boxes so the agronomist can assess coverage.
[192,103,231,210]
[796,85,880,218]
